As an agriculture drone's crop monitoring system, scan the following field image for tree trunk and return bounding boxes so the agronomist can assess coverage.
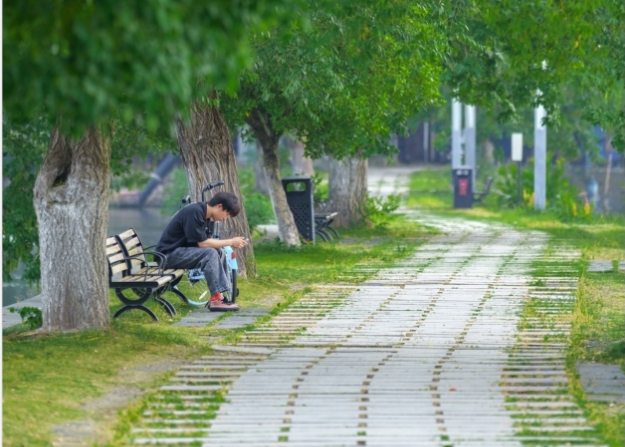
[33,127,111,332]
[483,139,495,164]
[254,139,269,194]
[246,108,300,246]
[327,154,368,227]
[285,135,314,176]
[176,103,256,277]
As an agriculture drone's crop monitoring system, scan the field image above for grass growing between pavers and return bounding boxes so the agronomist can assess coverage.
[568,270,625,447]
[111,390,225,446]
[2,217,432,447]
[408,166,625,447]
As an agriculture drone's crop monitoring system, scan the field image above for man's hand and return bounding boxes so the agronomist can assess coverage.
[229,237,248,249]
[198,237,248,249]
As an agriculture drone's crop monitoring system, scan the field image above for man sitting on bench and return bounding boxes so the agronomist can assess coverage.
[156,192,247,312]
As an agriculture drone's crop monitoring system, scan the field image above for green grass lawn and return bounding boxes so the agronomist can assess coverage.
[2,217,433,447]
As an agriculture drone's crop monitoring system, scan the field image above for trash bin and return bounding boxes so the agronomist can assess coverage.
[282,176,315,242]
[453,167,473,209]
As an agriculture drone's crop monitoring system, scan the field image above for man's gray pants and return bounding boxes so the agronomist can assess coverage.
[164,247,231,296]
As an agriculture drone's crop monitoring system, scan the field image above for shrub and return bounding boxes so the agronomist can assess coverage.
[9,306,42,330]
[495,160,587,221]
[238,166,275,231]
[363,194,401,228]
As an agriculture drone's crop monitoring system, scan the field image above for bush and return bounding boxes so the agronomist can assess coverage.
[237,166,275,231]
[363,194,401,228]
[495,160,589,221]
[311,172,328,204]
[243,193,275,230]
[9,306,42,330]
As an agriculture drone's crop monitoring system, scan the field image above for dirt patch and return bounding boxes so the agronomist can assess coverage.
[51,359,186,447]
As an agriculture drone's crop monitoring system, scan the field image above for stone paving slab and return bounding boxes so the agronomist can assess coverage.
[576,362,625,402]
[587,260,614,273]
[174,307,270,328]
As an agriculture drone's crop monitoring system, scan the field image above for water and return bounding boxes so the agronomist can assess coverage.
[2,206,172,307]
[107,206,172,248]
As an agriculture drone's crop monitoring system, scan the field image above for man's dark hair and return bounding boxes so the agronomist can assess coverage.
[208,191,241,217]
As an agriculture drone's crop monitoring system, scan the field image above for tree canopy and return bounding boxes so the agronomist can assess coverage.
[3,0,294,283]
[442,0,624,150]
[3,0,294,133]
[221,0,448,158]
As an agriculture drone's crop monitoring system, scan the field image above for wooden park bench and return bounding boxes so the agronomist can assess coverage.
[115,229,179,277]
[106,231,188,321]
[473,177,494,205]
[314,212,340,242]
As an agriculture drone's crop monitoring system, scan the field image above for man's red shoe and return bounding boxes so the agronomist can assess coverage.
[209,297,240,312]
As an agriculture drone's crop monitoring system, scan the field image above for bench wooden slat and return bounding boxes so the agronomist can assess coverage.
[125,237,142,250]
[117,229,136,240]
[110,261,129,275]
[133,267,184,279]
[106,245,122,255]
[108,252,126,264]
[113,275,171,287]
[128,247,144,258]
[129,258,144,267]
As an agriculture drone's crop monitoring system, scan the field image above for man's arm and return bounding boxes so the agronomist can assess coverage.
[198,237,248,249]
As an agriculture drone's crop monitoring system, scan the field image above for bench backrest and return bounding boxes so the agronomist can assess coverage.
[116,228,150,273]
[106,236,131,281]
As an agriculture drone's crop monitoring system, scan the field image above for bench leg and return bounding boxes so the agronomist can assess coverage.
[155,296,176,316]
[326,225,340,238]
[113,305,159,322]
[315,228,331,242]
[320,228,333,241]
[171,286,190,305]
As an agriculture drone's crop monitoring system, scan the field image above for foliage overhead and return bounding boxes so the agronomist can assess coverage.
[441,0,624,151]
[221,0,448,159]
[2,0,296,281]
[3,0,296,135]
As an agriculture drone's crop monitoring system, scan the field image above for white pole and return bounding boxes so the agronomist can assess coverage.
[464,105,476,187]
[512,133,524,204]
[534,102,547,210]
[452,99,463,169]
[423,121,429,164]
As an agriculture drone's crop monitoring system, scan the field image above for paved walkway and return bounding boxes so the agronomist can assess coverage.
[6,166,608,446]
[129,167,604,446]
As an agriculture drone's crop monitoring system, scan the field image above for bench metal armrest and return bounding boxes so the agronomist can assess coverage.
[139,250,168,267]
[124,252,167,279]
[315,211,338,224]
